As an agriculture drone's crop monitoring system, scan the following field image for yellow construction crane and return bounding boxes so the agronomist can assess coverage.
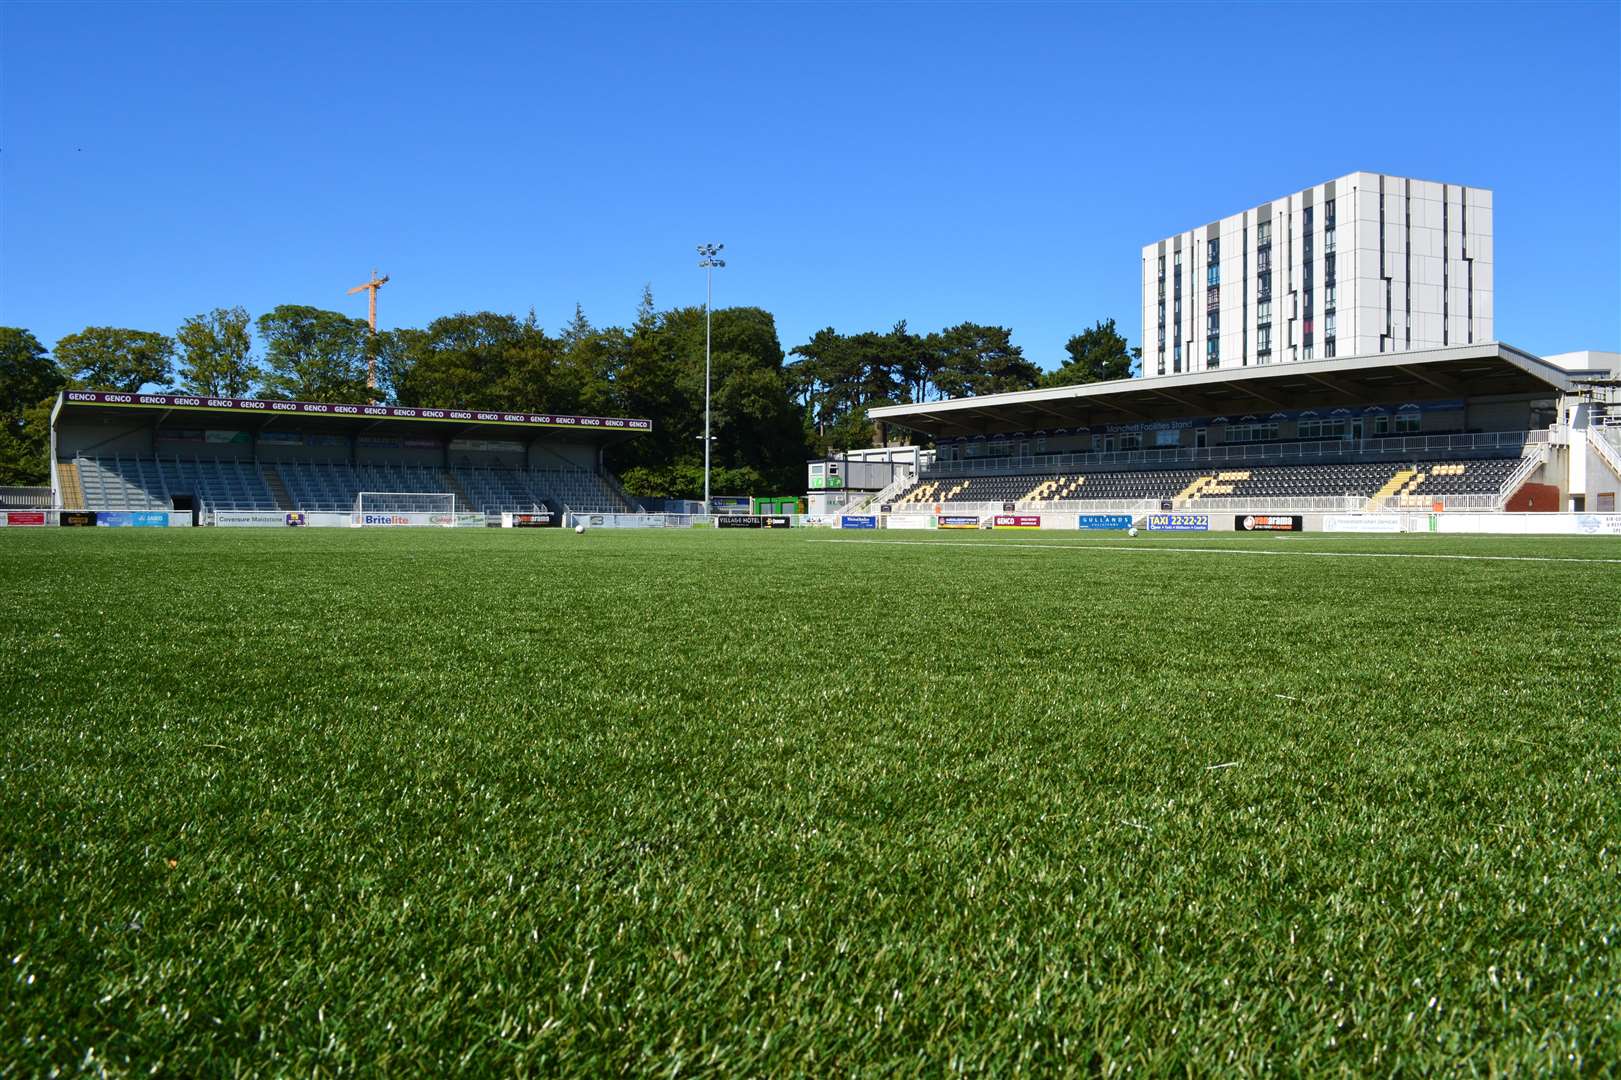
[347,269,389,388]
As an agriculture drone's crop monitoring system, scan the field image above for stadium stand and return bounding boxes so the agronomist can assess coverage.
[48,392,653,521]
[69,453,634,517]
[887,451,1526,510]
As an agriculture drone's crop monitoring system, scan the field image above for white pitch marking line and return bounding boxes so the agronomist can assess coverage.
[804,538,1621,565]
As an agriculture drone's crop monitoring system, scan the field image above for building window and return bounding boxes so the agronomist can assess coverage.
[1257,220,1271,245]
[1256,299,1271,322]
[1207,310,1220,334]
[1173,342,1182,371]
[1325,313,1336,335]
[1374,415,1390,436]
[1256,325,1271,352]
[1324,198,1336,228]
[1206,336,1219,367]
[1324,286,1336,312]
[1257,273,1271,301]
[1207,285,1219,309]
[1256,248,1271,272]
[1227,421,1279,443]
[1325,338,1337,358]
[1394,412,1421,434]
[1208,238,1219,261]
[1157,350,1165,376]
[1157,254,1166,281]
[1207,263,1220,286]
[1325,252,1336,283]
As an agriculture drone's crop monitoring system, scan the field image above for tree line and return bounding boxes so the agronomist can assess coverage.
[0,297,1137,494]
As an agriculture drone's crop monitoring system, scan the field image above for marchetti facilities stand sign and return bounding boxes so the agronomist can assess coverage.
[717,515,763,528]
[1236,514,1303,532]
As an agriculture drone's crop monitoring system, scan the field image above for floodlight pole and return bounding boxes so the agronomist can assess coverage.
[697,243,725,512]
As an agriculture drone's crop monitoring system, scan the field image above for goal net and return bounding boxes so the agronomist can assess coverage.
[352,491,459,527]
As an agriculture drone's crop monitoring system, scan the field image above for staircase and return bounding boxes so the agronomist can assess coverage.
[56,461,84,509]
[1175,474,1217,507]
[260,463,294,510]
[1590,427,1621,489]
[1367,467,1415,510]
[438,468,475,513]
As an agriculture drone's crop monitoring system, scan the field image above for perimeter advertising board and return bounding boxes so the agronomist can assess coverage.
[60,511,97,527]
[97,511,173,527]
[216,511,308,527]
[761,516,792,528]
[717,515,763,528]
[502,512,556,527]
[1323,514,1402,533]
[938,515,980,529]
[1236,514,1302,532]
[2,511,47,526]
[1147,513,1208,532]
[992,515,1041,529]
[885,513,934,530]
[1077,514,1133,531]
[838,515,877,529]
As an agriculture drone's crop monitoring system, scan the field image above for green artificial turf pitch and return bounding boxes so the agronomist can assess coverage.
[2,528,1618,1074]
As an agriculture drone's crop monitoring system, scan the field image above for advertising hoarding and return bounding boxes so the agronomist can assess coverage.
[3,511,47,526]
[1077,514,1133,530]
[1236,514,1303,532]
[1323,514,1402,533]
[993,515,1041,529]
[60,511,97,527]
[839,515,877,529]
[717,515,763,528]
[1146,513,1208,532]
[938,515,980,529]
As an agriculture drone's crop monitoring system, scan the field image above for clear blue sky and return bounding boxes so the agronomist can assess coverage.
[3,1,1618,375]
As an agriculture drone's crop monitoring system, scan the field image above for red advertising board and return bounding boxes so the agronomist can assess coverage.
[5,511,47,526]
[992,515,1041,529]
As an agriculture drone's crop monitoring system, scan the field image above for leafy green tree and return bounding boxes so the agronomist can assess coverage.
[0,328,64,485]
[256,306,372,402]
[175,306,258,397]
[54,326,174,391]
[1042,318,1140,387]
[935,322,1038,398]
[386,310,565,412]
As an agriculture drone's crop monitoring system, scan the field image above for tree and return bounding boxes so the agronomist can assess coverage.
[1042,318,1140,387]
[386,310,565,413]
[54,326,173,391]
[0,328,64,485]
[175,306,258,397]
[935,322,1039,398]
[256,306,372,402]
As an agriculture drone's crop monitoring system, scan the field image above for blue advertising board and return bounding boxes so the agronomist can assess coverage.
[1077,514,1133,530]
[96,511,171,527]
[839,515,877,530]
[1146,512,1208,532]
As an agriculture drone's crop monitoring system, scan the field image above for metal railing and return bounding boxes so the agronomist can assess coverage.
[925,430,1533,478]
[1590,427,1621,484]
[1490,444,1551,511]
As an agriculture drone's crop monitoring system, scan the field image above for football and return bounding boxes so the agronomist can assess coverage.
[575,523,586,534]
[1128,526,1139,538]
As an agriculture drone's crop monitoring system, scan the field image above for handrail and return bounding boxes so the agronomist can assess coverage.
[1589,427,1621,485]
[1492,444,1550,511]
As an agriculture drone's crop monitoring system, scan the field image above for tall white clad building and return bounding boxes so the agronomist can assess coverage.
[1140,172,1492,378]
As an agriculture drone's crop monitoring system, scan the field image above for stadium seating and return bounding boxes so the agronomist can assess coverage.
[890,453,1525,508]
[71,454,636,517]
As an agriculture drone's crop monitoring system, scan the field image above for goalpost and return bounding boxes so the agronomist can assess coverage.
[352,491,461,527]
